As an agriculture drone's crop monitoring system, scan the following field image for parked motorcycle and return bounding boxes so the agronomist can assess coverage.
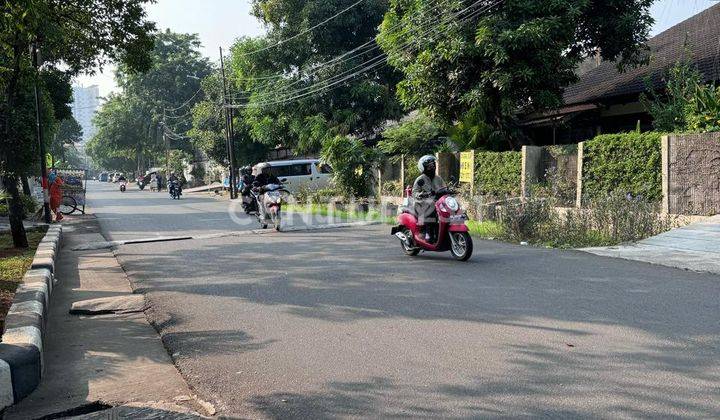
[168,180,182,199]
[252,183,289,231]
[137,178,146,190]
[391,187,473,261]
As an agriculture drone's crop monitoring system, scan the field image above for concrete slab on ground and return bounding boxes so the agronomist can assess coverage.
[582,215,720,274]
[3,215,207,419]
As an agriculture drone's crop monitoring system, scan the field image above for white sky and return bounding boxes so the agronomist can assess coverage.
[74,0,719,97]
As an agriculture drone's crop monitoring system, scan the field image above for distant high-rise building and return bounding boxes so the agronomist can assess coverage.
[71,85,100,144]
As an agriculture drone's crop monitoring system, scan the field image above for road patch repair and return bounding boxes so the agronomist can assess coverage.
[71,220,381,251]
[582,215,720,274]
[0,224,61,411]
[70,295,146,316]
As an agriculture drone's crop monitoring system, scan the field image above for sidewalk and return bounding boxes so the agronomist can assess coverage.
[3,215,209,419]
[582,215,720,274]
[183,183,224,194]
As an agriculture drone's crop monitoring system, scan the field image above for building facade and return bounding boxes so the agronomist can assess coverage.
[71,85,100,145]
[521,3,720,145]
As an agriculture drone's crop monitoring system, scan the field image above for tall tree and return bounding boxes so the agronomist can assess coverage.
[88,31,214,178]
[117,31,213,153]
[87,93,158,174]
[0,0,155,247]
[378,0,655,149]
[232,0,403,154]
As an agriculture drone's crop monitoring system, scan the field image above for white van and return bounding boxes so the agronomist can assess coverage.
[252,159,332,193]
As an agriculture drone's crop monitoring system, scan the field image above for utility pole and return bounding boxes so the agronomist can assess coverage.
[219,47,236,199]
[162,110,170,184]
[32,43,51,223]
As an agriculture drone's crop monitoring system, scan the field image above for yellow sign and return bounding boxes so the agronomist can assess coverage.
[459,151,474,183]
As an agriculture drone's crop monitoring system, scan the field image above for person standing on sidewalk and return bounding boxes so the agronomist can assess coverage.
[49,173,64,221]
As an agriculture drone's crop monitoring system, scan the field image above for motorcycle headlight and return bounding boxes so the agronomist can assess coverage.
[445,196,459,212]
[266,191,282,203]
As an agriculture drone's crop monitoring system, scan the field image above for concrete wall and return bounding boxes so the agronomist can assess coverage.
[521,146,543,198]
[664,133,720,215]
[436,152,460,184]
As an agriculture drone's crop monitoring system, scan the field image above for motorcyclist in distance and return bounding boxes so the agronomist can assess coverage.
[168,172,181,196]
[412,155,446,241]
[240,166,255,213]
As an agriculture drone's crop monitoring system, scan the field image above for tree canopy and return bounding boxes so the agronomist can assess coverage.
[228,0,403,154]
[89,31,213,174]
[1,0,156,246]
[377,0,655,148]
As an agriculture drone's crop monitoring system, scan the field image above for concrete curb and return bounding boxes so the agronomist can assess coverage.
[0,224,62,410]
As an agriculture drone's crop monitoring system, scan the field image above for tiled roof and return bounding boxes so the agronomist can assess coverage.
[562,3,720,106]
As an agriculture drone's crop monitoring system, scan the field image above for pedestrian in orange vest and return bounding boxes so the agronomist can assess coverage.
[49,174,64,222]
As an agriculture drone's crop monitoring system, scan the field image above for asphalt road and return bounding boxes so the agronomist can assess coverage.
[87,181,720,418]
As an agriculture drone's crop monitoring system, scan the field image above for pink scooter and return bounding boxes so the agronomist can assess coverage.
[391,187,473,261]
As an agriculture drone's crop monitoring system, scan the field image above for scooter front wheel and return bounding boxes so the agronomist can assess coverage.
[271,211,281,231]
[401,228,420,256]
[449,231,473,261]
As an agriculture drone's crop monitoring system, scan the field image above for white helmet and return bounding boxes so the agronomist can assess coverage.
[417,155,436,173]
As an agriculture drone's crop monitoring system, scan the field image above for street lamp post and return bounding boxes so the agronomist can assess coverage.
[219,47,236,199]
[31,43,52,223]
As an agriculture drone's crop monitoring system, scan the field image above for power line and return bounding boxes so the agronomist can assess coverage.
[165,86,204,113]
[225,0,491,104]
[237,0,366,58]
[227,0,501,108]
[226,0,460,88]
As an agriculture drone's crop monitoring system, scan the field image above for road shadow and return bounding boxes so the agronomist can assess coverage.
[111,226,720,418]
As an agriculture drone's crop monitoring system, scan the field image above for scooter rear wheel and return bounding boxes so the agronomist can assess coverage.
[401,228,420,256]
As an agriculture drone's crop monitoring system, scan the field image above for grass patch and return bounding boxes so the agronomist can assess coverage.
[286,204,395,224]
[286,204,504,239]
[467,220,504,239]
[1,228,47,333]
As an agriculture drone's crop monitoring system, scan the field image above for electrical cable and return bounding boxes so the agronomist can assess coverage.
[227,0,462,85]
[227,0,501,108]
[237,0,366,58]
[224,0,498,105]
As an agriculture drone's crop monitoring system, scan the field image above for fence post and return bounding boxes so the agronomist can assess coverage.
[661,135,670,214]
[377,165,382,199]
[576,141,584,208]
[400,154,405,192]
[521,145,543,199]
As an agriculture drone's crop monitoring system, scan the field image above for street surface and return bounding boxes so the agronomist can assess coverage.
[88,181,720,418]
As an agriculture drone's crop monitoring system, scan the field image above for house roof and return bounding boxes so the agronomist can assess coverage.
[562,3,720,106]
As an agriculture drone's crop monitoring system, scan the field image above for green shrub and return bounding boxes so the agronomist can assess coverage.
[582,132,662,202]
[293,185,344,204]
[380,179,403,197]
[474,151,521,196]
[498,193,670,247]
[0,193,37,218]
[320,135,377,198]
[499,199,552,242]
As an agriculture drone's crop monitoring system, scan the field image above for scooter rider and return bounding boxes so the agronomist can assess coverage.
[412,155,446,241]
[251,163,281,219]
[168,172,181,196]
[240,166,255,213]
[251,163,281,191]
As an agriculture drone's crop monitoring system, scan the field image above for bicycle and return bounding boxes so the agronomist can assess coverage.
[59,195,78,215]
